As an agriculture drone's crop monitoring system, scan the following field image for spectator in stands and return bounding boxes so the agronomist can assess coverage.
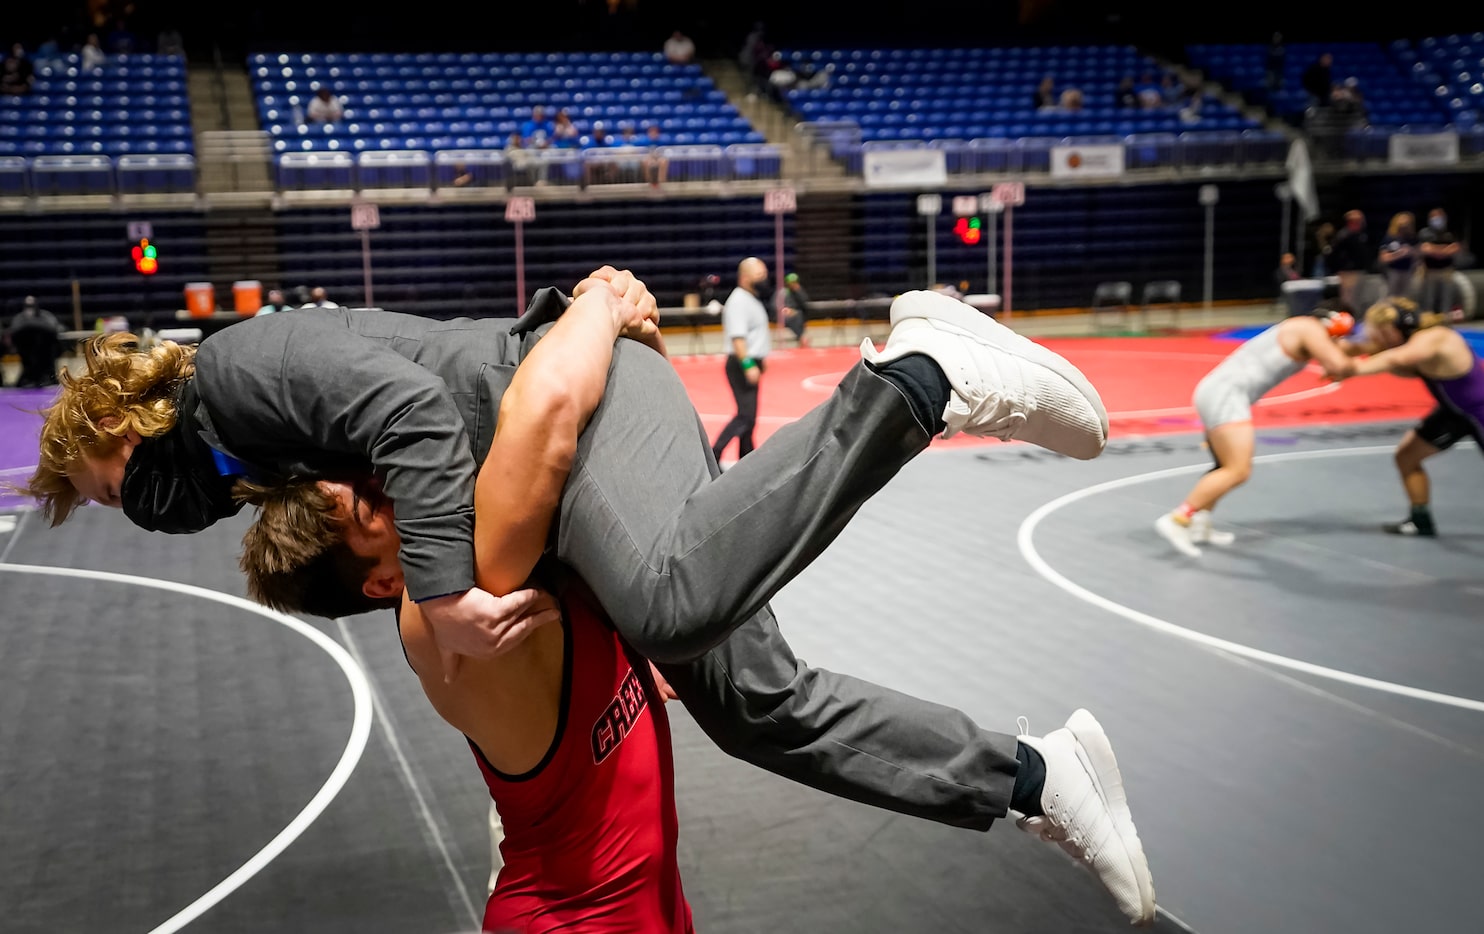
[586,122,615,149]
[1158,74,1183,106]
[1,44,33,96]
[307,85,343,124]
[582,123,620,187]
[766,51,798,104]
[5,296,64,387]
[256,289,293,316]
[301,287,340,310]
[450,161,476,187]
[739,21,772,97]
[1274,252,1303,292]
[552,109,580,148]
[781,272,811,347]
[1311,221,1336,277]
[1117,76,1138,109]
[80,33,105,72]
[1057,87,1084,113]
[642,123,667,187]
[105,15,138,54]
[1303,53,1333,107]
[520,105,555,148]
[1329,210,1372,312]
[1332,77,1367,124]
[33,36,61,67]
[1034,75,1056,110]
[1135,72,1163,110]
[1419,207,1462,315]
[157,25,185,57]
[1266,33,1286,92]
[1178,89,1205,124]
[504,132,535,188]
[615,123,646,180]
[664,29,695,65]
[1378,212,1419,299]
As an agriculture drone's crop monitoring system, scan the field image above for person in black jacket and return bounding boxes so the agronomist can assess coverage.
[5,296,64,387]
[1302,52,1333,107]
[1329,210,1373,311]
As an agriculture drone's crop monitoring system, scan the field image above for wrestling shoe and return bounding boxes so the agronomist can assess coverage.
[860,290,1108,459]
[1155,513,1202,557]
[1016,710,1157,926]
[1383,518,1436,537]
[1189,510,1235,547]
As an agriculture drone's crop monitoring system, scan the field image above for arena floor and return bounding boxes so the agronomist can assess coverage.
[1,326,1479,934]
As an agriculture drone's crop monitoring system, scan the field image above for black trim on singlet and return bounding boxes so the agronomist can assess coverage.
[1417,377,1484,453]
[468,606,575,784]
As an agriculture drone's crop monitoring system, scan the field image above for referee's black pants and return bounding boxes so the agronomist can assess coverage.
[712,354,763,460]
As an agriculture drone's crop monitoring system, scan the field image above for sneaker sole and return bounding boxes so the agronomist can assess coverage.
[1065,710,1157,923]
[1155,514,1203,558]
[890,291,1110,453]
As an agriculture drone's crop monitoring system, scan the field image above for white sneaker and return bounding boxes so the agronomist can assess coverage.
[1016,710,1157,926]
[1155,513,1202,557]
[860,290,1109,459]
[1189,510,1235,547]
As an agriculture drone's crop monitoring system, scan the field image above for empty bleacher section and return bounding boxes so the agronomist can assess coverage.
[0,53,195,195]
[1186,38,1484,166]
[252,51,779,188]
[1189,41,1447,126]
[781,45,1280,175]
[1391,34,1484,127]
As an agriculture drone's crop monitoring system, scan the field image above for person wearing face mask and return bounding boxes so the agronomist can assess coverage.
[1378,212,1419,300]
[1419,208,1462,316]
[710,256,775,464]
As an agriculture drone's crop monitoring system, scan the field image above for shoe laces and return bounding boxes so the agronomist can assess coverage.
[942,385,1027,440]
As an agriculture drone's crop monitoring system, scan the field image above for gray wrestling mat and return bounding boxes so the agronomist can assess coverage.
[1,421,1478,933]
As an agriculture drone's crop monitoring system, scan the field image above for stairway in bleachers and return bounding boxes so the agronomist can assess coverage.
[205,212,281,292]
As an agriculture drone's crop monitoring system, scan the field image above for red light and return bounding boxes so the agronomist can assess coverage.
[131,237,158,274]
[953,216,982,245]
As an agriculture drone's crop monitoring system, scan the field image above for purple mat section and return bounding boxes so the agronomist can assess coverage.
[0,387,56,509]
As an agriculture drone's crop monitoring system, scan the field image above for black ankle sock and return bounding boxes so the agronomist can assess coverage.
[1411,504,1434,526]
[1011,742,1046,817]
[869,353,951,435]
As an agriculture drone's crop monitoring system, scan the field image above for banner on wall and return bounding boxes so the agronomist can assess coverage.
[1387,132,1459,167]
[863,148,948,188]
[1050,143,1125,178]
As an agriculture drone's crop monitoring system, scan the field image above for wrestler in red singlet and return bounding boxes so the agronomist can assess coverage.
[471,583,694,934]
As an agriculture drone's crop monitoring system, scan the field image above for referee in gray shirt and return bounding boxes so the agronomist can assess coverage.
[712,257,774,462]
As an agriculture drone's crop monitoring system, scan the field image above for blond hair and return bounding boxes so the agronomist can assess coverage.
[236,478,396,619]
[1386,211,1415,238]
[23,333,196,526]
[1363,297,1449,334]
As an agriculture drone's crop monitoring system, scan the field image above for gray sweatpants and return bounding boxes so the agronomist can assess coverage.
[553,341,1018,829]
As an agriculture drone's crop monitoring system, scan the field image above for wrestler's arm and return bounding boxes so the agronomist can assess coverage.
[474,274,659,597]
[1350,331,1436,377]
[1302,325,1356,380]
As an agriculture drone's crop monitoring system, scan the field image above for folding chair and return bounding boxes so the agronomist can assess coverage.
[1140,280,1182,331]
[1091,281,1133,331]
